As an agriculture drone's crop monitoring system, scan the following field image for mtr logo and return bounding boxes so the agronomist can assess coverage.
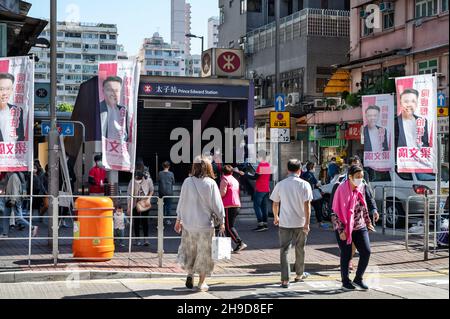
[217,52,241,74]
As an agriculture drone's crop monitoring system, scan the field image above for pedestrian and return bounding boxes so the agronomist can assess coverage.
[2,172,38,238]
[159,161,176,226]
[247,150,272,232]
[114,206,127,247]
[327,157,340,183]
[127,170,154,247]
[332,165,373,291]
[175,156,225,292]
[270,159,313,289]
[220,165,247,253]
[32,161,47,224]
[302,162,329,229]
[88,155,108,196]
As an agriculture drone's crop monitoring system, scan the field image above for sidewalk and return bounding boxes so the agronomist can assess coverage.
[0,216,448,282]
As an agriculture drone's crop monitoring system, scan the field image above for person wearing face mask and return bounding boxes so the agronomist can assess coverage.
[332,165,373,291]
[88,155,108,196]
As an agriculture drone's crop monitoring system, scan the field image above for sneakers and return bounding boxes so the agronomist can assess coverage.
[353,278,369,291]
[198,283,209,292]
[233,242,248,254]
[281,282,290,289]
[253,224,268,232]
[319,223,330,229]
[342,281,356,291]
[144,241,150,247]
[32,226,39,237]
[295,272,310,282]
[185,276,194,289]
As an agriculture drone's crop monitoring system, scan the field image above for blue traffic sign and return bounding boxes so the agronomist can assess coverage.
[275,94,286,112]
[41,122,75,137]
[438,93,446,107]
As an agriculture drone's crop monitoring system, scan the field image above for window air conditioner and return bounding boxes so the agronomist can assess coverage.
[287,93,300,106]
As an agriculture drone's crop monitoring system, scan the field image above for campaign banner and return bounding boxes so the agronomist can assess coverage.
[98,60,140,172]
[0,56,34,172]
[362,94,395,171]
[395,75,437,174]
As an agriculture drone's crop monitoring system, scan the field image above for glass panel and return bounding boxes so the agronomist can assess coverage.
[418,61,428,69]
[429,60,438,67]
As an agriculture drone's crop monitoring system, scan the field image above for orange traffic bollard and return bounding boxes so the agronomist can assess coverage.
[73,197,115,261]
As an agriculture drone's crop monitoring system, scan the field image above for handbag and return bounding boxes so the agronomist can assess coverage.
[135,183,151,213]
[191,177,221,227]
[211,233,232,261]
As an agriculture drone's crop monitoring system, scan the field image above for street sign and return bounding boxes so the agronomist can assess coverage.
[438,117,449,134]
[438,107,448,117]
[275,94,286,112]
[271,128,291,143]
[437,93,446,107]
[270,112,290,128]
[41,122,75,137]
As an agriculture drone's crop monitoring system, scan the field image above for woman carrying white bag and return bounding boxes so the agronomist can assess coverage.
[175,156,226,292]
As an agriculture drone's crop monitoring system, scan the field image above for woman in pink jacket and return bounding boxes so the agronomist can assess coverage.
[332,165,372,291]
[220,165,247,253]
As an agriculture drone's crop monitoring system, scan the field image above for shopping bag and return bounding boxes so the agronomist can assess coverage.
[211,235,232,261]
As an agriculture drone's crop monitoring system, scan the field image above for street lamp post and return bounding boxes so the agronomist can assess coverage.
[48,0,60,252]
[185,33,204,54]
[275,0,282,182]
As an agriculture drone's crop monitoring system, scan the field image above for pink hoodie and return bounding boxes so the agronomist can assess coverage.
[332,180,367,245]
[220,175,241,208]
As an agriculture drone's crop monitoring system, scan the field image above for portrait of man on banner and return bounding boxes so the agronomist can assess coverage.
[100,76,129,143]
[0,72,25,143]
[362,94,394,172]
[395,75,437,174]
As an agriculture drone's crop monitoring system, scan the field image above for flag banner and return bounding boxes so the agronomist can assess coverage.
[0,56,34,172]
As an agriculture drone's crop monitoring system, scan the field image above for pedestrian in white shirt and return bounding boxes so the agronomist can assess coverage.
[270,159,313,289]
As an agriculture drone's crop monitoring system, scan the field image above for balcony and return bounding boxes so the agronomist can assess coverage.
[245,8,350,55]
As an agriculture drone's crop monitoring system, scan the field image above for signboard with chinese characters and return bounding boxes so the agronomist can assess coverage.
[98,60,141,172]
[395,75,438,174]
[344,124,362,141]
[438,117,449,134]
[0,56,34,172]
[362,94,395,172]
[270,128,291,143]
[270,112,290,129]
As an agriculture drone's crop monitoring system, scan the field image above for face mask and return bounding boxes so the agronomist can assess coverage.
[97,161,103,167]
[352,178,363,187]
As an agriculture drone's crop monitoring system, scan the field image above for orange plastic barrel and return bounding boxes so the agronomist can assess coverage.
[73,197,115,261]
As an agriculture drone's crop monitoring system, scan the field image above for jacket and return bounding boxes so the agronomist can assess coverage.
[364,125,389,152]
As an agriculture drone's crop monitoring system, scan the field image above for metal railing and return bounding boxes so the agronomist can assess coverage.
[0,194,183,268]
[406,194,449,261]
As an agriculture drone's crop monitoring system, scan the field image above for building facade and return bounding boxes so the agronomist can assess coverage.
[31,22,119,105]
[208,16,219,49]
[139,33,186,77]
[171,0,192,56]
[185,54,201,77]
[218,0,351,167]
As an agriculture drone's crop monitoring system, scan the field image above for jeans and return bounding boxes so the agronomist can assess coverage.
[336,228,371,284]
[254,192,269,224]
[114,228,125,245]
[2,201,30,236]
[133,208,150,240]
[279,227,308,282]
[225,207,242,245]
[163,197,173,217]
[312,199,324,223]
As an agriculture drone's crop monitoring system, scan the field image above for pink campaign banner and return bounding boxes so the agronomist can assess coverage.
[395,75,437,174]
[0,56,34,172]
[98,60,140,172]
[362,94,395,172]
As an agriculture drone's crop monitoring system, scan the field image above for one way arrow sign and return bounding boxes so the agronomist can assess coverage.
[438,93,446,107]
[275,94,285,112]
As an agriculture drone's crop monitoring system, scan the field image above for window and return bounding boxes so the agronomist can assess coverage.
[416,0,438,18]
[65,54,81,59]
[66,32,81,38]
[99,34,107,39]
[248,0,262,12]
[268,0,275,16]
[363,21,374,36]
[316,78,329,93]
[418,59,438,74]
[383,11,395,29]
[109,34,117,40]
[442,0,449,12]
[298,0,304,10]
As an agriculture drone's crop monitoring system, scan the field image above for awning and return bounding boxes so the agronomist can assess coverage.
[323,69,351,97]
[319,139,348,148]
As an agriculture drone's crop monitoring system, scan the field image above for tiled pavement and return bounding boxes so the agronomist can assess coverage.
[0,216,448,277]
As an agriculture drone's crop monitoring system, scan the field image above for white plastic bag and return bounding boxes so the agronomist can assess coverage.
[212,235,232,261]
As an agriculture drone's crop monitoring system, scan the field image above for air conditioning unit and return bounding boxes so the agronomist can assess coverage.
[287,93,300,106]
[314,99,325,109]
[379,2,394,12]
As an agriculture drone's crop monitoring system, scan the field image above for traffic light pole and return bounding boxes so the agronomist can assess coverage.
[48,0,60,249]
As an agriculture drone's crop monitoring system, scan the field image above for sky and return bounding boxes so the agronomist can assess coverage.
[27,0,219,56]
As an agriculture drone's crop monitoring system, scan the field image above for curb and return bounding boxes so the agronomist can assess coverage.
[0,266,448,284]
